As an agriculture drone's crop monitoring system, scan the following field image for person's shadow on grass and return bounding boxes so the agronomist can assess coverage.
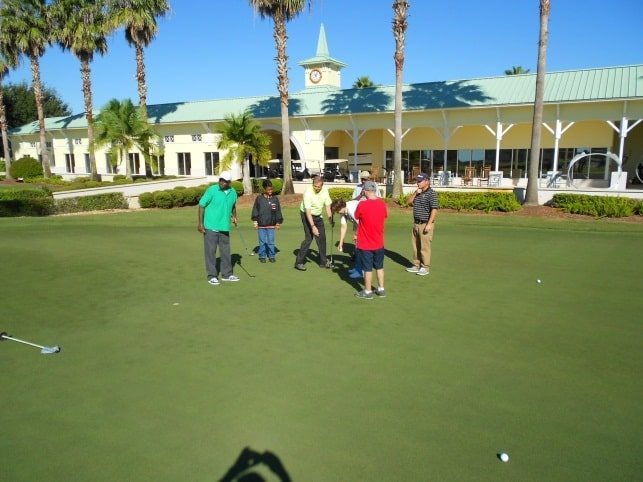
[231,254,255,278]
[219,447,291,482]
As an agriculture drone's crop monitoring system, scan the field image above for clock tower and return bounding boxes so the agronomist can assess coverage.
[299,24,346,89]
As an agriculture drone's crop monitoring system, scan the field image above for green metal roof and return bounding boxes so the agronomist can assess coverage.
[10,64,642,135]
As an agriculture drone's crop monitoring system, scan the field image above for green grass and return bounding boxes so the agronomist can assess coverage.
[1,207,641,481]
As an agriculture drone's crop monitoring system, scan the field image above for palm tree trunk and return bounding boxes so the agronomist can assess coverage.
[243,155,252,195]
[392,65,404,198]
[525,0,550,206]
[135,44,147,116]
[135,43,153,177]
[123,148,131,179]
[0,83,12,179]
[274,12,294,195]
[30,54,51,178]
[80,59,98,181]
[392,0,409,199]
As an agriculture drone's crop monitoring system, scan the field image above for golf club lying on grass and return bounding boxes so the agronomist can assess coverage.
[1,331,61,355]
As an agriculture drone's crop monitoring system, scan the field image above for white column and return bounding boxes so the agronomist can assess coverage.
[543,119,574,172]
[484,122,514,171]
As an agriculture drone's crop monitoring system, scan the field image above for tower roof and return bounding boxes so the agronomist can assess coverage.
[298,23,346,68]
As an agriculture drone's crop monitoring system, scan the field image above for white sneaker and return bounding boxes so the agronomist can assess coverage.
[221,275,240,282]
[406,266,420,273]
[417,267,429,276]
[207,277,219,285]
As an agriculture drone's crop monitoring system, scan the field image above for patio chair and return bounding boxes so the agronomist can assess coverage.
[478,165,491,186]
[462,166,476,186]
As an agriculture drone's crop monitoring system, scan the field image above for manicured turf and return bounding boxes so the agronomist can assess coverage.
[1,207,641,481]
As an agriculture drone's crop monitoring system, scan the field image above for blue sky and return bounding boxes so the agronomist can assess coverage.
[6,0,642,114]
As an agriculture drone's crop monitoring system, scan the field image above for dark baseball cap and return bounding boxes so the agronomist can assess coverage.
[416,173,429,182]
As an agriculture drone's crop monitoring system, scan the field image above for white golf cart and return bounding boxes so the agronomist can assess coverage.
[323,159,350,182]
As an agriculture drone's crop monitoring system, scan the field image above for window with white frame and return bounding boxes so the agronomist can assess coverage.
[178,152,191,175]
[128,153,140,174]
[152,155,165,176]
[191,134,202,142]
[74,138,82,145]
[205,152,219,176]
[65,153,76,173]
[164,135,174,143]
[105,153,116,173]
[84,153,91,173]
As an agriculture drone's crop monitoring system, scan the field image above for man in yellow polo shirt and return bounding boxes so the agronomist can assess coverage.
[294,175,333,271]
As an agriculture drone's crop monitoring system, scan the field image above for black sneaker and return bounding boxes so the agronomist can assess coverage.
[269,258,276,263]
[320,260,334,269]
[259,258,267,263]
[294,263,307,271]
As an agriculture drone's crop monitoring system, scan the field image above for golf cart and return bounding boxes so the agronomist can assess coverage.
[323,159,350,182]
[267,159,283,178]
[291,162,309,181]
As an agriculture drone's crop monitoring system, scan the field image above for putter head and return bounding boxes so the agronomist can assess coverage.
[41,346,61,355]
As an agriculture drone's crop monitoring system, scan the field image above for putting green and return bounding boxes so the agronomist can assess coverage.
[0,207,641,481]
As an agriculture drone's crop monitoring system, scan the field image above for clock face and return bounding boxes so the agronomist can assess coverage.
[309,69,322,84]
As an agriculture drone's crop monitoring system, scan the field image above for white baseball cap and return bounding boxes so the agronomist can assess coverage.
[359,171,371,179]
[218,171,232,181]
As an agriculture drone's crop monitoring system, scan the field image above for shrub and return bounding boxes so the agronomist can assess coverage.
[55,193,128,214]
[0,187,54,216]
[0,159,5,171]
[153,191,173,209]
[551,193,636,217]
[231,180,244,196]
[438,191,521,212]
[328,188,354,201]
[139,192,155,208]
[252,178,283,195]
[170,188,187,207]
[634,200,643,216]
[10,156,43,179]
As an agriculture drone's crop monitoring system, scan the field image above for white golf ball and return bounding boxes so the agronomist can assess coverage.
[500,453,509,462]
[537,279,542,284]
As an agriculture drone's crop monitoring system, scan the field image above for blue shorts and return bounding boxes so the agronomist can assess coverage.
[359,248,385,272]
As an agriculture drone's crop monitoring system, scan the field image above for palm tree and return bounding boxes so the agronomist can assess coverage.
[216,111,271,195]
[504,66,530,75]
[353,76,375,89]
[525,0,551,205]
[249,0,310,195]
[391,0,409,198]
[93,98,159,179]
[50,0,111,181]
[108,0,169,176]
[0,46,18,179]
[0,0,53,177]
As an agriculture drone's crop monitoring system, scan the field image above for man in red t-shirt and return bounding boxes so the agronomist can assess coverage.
[353,181,388,299]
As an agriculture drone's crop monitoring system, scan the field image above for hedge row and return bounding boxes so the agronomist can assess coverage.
[55,193,128,214]
[0,188,128,216]
[394,190,521,212]
[0,188,54,216]
[551,193,643,217]
[139,185,209,209]
[139,179,287,209]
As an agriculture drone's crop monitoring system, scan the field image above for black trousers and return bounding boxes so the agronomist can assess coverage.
[295,211,327,266]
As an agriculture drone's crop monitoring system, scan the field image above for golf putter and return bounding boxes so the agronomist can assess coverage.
[1,332,61,355]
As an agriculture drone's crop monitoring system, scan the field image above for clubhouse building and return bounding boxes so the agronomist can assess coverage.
[9,25,643,191]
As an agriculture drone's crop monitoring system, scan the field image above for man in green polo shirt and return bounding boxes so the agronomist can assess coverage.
[294,175,333,271]
[198,171,239,284]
